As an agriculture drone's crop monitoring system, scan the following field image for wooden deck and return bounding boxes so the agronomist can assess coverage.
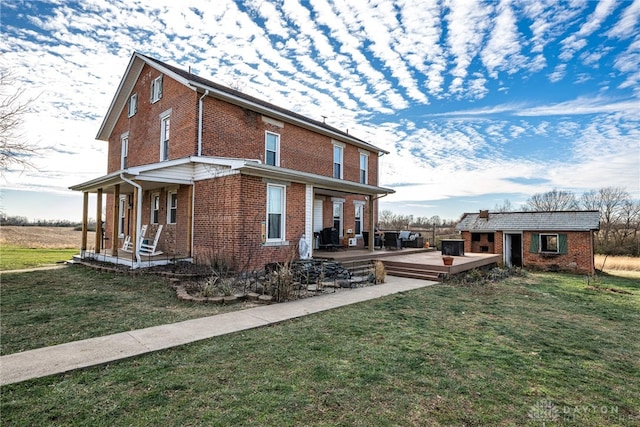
[314,248,502,281]
[75,247,501,280]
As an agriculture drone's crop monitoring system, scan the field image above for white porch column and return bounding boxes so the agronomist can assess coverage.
[305,185,314,257]
[368,196,375,253]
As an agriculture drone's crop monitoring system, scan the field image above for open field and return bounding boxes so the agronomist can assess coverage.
[0,226,95,249]
[595,254,640,272]
[1,270,639,426]
[0,226,96,270]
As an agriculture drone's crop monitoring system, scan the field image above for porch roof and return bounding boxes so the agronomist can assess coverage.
[456,210,600,232]
[69,156,395,197]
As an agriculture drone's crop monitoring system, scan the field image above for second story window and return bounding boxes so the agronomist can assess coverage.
[333,142,344,179]
[265,131,280,166]
[359,152,368,184]
[128,93,138,117]
[151,75,163,103]
[167,191,177,224]
[120,133,129,169]
[160,112,170,161]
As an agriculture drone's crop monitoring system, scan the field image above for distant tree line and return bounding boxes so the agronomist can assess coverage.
[0,214,97,230]
[512,187,639,256]
[381,186,640,256]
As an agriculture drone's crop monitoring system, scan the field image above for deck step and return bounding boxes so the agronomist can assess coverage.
[382,261,446,282]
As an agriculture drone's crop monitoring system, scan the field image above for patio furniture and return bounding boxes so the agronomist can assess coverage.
[400,231,424,248]
[362,231,383,249]
[441,239,465,256]
[122,224,147,252]
[139,224,163,256]
[384,231,402,250]
[318,227,344,251]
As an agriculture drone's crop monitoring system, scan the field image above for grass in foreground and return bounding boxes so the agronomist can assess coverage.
[0,265,256,355]
[2,271,639,426]
[0,245,79,271]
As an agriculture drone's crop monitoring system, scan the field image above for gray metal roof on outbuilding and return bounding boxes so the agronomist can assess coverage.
[455,211,600,232]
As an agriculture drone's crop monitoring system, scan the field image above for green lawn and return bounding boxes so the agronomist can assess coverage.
[1,270,639,426]
[0,246,79,271]
[0,265,256,356]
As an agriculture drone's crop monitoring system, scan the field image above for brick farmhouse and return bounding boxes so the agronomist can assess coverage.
[70,52,394,270]
[455,210,600,274]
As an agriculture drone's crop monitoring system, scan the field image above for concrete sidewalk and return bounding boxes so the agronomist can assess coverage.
[1,276,435,386]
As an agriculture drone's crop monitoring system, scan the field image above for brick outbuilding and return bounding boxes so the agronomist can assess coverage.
[455,210,600,274]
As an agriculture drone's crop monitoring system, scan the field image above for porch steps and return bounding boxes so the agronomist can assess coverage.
[338,258,444,282]
[381,260,446,282]
[340,259,375,278]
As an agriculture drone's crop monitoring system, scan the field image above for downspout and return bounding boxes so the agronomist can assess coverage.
[120,173,142,268]
[195,89,209,260]
[197,90,209,156]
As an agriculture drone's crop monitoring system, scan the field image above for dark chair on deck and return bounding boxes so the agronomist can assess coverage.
[362,231,383,249]
[384,232,401,250]
[318,227,344,251]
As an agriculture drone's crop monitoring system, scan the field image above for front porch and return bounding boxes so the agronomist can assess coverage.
[74,249,192,269]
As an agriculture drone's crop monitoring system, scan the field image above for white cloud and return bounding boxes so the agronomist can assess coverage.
[444,0,492,94]
[607,0,640,39]
[1,0,638,221]
[481,0,527,77]
[560,0,618,60]
[548,63,566,82]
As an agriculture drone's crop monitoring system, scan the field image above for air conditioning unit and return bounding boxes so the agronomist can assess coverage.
[348,238,358,247]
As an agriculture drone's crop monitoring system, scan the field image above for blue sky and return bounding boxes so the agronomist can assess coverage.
[1,0,639,222]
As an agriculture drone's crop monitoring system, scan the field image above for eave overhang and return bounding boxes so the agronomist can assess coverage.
[69,157,395,197]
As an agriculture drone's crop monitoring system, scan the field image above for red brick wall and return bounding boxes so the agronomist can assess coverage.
[522,231,595,274]
[107,64,198,172]
[192,175,307,271]
[461,230,595,274]
[200,97,378,185]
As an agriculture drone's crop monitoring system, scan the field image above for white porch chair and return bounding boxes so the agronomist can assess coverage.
[139,224,163,256]
[122,224,148,252]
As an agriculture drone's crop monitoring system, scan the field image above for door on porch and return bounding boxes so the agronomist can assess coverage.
[504,233,523,267]
[333,201,343,238]
[313,199,323,249]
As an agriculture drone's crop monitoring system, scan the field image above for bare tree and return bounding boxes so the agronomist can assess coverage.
[582,186,639,254]
[378,210,396,229]
[523,189,579,211]
[0,65,38,174]
[493,199,514,212]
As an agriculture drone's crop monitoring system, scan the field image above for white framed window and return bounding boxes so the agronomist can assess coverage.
[359,151,368,184]
[160,111,171,161]
[354,203,364,236]
[120,133,129,169]
[150,75,163,103]
[167,190,177,224]
[128,93,138,117]
[333,142,344,179]
[151,192,160,224]
[266,184,285,241]
[530,233,568,254]
[118,195,126,236]
[265,131,280,166]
